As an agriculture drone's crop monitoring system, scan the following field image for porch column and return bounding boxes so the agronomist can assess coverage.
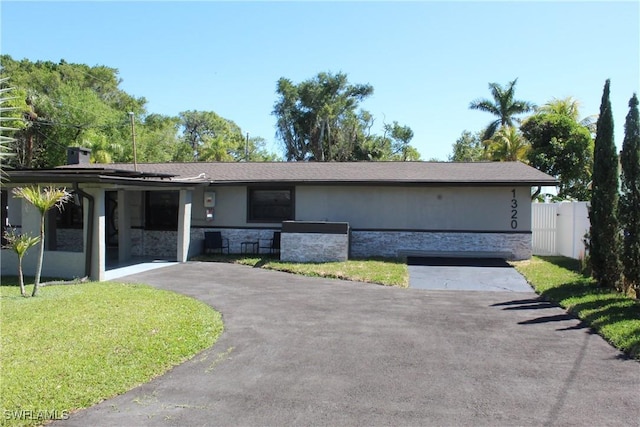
[85,187,105,281]
[177,189,192,262]
[117,190,131,263]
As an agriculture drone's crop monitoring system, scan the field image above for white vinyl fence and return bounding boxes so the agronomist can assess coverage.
[532,202,590,259]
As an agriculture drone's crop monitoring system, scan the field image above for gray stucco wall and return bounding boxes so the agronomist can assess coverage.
[188,185,532,231]
[296,186,532,232]
[1,249,86,279]
[190,186,282,229]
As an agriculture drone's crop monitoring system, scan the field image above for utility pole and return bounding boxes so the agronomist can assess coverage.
[128,112,138,171]
[245,132,249,161]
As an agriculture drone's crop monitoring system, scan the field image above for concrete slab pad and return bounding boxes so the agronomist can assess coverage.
[104,260,178,281]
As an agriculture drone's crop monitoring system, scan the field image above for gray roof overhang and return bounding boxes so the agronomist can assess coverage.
[5,169,209,188]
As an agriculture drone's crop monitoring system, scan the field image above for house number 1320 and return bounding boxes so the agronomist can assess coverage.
[510,189,518,229]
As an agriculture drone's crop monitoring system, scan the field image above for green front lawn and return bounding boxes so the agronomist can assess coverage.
[192,254,409,288]
[513,256,640,359]
[0,280,223,427]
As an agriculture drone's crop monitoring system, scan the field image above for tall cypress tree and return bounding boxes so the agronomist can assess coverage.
[589,80,622,289]
[619,94,640,293]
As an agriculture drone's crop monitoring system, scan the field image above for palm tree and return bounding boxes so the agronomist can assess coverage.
[12,186,71,296]
[469,78,536,141]
[484,126,530,162]
[537,96,597,134]
[2,228,40,297]
[1,77,18,181]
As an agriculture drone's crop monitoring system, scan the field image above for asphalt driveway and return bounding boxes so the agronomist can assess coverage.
[59,262,639,426]
[408,257,534,292]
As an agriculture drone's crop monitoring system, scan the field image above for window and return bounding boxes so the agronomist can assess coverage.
[146,191,179,230]
[56,193,83,229]
[1,190,7,246]
[248,187,294,222]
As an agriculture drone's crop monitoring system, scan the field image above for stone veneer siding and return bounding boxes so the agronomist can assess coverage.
[350,231,532,260]
[55,229,83,252]
[130,228,531,261]
[131,229,178,258]
[281,233,349,263]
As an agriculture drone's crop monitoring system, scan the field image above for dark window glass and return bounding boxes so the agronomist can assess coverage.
[146,191,179,230]
[248,188,294,222]
[56,193,83,229]
[1,190,7,245]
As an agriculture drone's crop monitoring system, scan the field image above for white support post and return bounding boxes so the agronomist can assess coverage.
[86,187,106,281]
[177,189,192,262]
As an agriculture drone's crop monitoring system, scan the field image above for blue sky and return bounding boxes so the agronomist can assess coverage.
[1,1,638,161]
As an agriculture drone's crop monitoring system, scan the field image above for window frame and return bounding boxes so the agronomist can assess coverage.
[246,186,295,223]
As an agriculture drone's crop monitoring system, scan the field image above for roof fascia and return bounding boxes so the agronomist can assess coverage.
[206,180,558,187]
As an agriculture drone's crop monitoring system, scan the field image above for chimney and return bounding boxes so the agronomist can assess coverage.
[67,147,91,165]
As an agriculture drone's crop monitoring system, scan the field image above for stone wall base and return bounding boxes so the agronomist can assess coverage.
[350,231,532,260]
[56,229,83,252]
[130,229,177,258]
[281,233,349,263]
[128,228,532,261]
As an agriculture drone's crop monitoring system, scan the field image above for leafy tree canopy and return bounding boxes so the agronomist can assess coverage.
[1,55,146,167]
[521,111,594,200]
[0,55,278,166]
[273,71,419,161]
[449,131,485,162]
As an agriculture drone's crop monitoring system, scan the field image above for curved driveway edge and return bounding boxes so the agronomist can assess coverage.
[59,262,639,426]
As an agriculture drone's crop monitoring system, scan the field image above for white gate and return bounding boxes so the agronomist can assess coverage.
[531,202,590,259]
[532,203,558,255]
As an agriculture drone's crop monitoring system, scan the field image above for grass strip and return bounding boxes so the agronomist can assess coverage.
[192,254,408,288]
[0,281,223,427]
[513,256,640,359]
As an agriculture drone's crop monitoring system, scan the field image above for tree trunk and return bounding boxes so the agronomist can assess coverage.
[18,258,26,297]
[32,215,45,297]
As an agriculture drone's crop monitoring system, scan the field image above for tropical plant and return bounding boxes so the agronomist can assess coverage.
[11,186,71,296]
[589,80,622,289]
[0,77,18,180]
[2,228,40,297]
[619,93,640,294]
[484,126,530,161]
[537,96,597,134]
[469,78,536,141]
